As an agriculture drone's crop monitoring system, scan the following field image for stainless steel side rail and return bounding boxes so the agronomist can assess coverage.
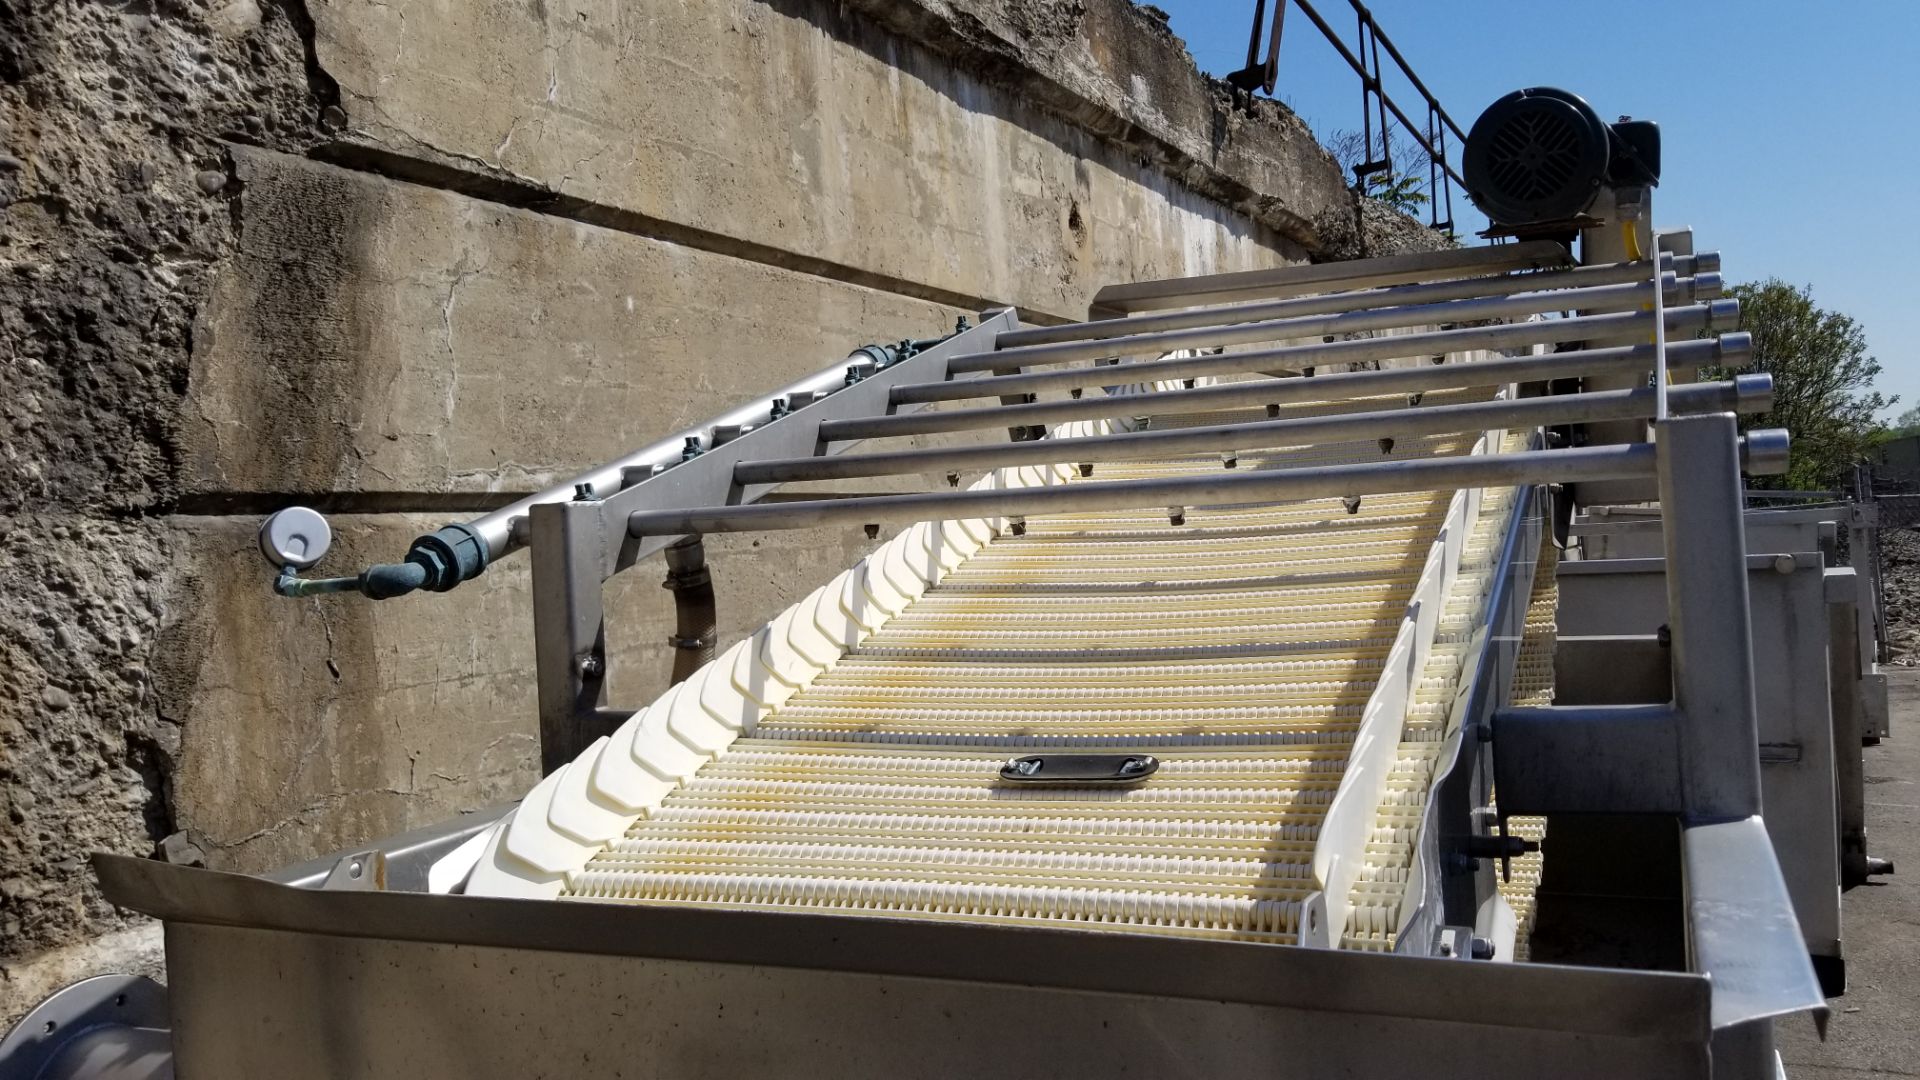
[90,849,1732,1079]
[1396,476,1544,960]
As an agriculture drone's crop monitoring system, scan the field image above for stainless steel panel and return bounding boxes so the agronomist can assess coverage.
[159,921,1712,1080]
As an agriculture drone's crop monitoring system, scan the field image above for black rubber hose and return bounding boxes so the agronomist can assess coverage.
[664,536,717,685]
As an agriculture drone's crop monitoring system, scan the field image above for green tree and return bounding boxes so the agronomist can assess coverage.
[1885,405,1920,438]
[1711,280,1892,490]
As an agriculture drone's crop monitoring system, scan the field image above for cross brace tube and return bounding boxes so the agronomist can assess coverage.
[1088,239,1574,314]
[947,273,1713,373]
[892,302,1740,407]
[627,434,1785,539]
[737,377,1772,486]
[821,334,1751,442]
[997,253,1715,351]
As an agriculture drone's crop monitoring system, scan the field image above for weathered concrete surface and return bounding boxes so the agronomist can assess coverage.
[0,0,326,516]
[157,513,914,876]
[185,148,963,496]
[844,0,1346,246]
[1775,668,1920,1078]
[1,0,1395,1019]
[0,514,174,1010]
[308,0,1322,322]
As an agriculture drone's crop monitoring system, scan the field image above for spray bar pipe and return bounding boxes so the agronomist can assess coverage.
[734,376,1772,486]
[628,432,1790,538]
[943,272,1716,374]
[262,324,986,600]
[820,334,1750,443]
[992,252,1718,351]
[894,300,1739,407]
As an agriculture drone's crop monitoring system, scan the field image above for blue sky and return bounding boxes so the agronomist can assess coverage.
[1155,1,1919,418]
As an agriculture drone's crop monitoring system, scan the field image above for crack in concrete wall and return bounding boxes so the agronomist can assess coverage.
[0,0,1436,1024]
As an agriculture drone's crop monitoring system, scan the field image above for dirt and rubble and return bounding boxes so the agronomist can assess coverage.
[1877,528,1920,664]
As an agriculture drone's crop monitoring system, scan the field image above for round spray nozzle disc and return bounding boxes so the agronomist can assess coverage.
[259,507,333,569]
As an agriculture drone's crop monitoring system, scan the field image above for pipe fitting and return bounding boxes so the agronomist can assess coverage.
[663,535,717,685]
[1715,331,1754,369]
[1733,373,1775,414]
[1741,428,1792,477]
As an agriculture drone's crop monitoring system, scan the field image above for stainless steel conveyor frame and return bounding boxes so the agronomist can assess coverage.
[11,242,1836,1080]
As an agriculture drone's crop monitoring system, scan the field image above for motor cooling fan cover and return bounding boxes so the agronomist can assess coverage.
[1463,87,1611,227]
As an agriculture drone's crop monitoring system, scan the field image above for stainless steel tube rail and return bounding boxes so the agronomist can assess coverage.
[996,253,1718,351]
[443,322,1004,564]
[893,302,1739,407]
[628,432,1790,538]
[947,273,1714,373]
[460,365,852,560]
[1090,241,1572,315]
[734,377,1772,486]
[823,334,1750,443]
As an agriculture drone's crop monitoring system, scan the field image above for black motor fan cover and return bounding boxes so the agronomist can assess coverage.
[1463,87,1612,227]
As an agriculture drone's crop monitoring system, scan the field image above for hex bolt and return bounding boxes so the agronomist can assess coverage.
[577,655,604,678]
[946,472,961,489]
[1221,453,1238,470]
[1773,554,1797,575]
[955,315,971,333]
[1009,517,1027,537]
[573,482,595,501]
[1078,463,1094,478]
[1008,757,1041,776]
[864,523,880,540]
[1342,495,1363,515]
[1069,387,1083,399]
[682,436,704,460]
[1378,437,1396,454]
[1167,507,1186,527]
[1408,392,1425,407]
[1266,403,1281,418]
[1470,937,1497,961]
[769,398,791,421]
[1119,756,1151,774]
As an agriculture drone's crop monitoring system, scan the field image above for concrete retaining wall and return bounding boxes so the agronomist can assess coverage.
[0,0,1417,1017]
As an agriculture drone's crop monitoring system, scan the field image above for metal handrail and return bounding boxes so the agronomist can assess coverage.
[1228,0,1464,232]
